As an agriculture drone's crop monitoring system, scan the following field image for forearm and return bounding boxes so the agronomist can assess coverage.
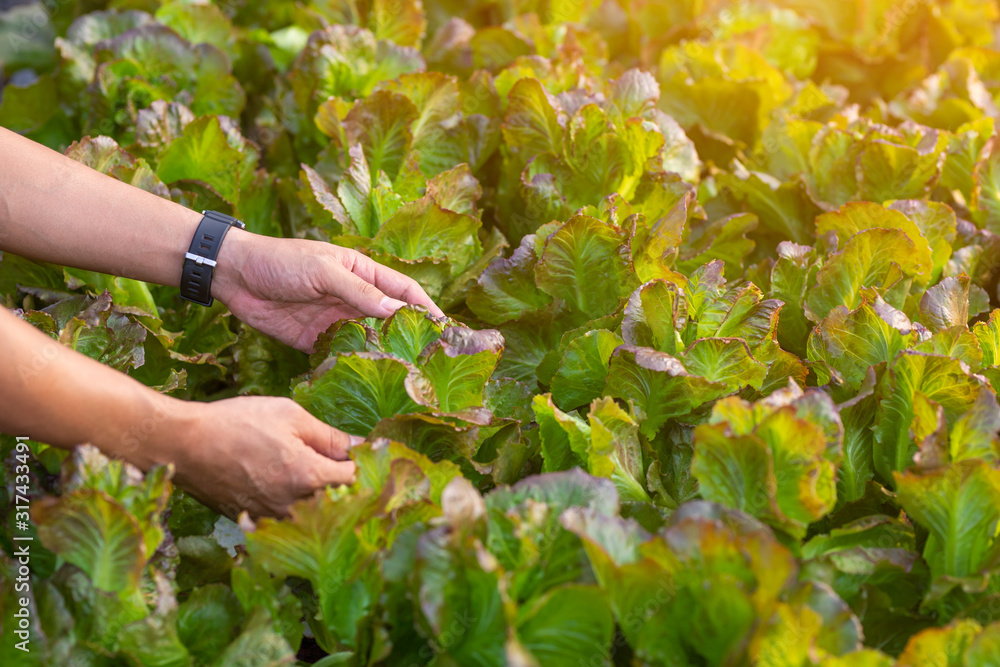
[0,127,245,291]
[0,306,191,469]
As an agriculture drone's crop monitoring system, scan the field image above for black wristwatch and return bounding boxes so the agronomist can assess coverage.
[179,210,245,307]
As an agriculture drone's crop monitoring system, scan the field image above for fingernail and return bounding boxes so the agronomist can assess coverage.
[349,434,365,447]
[380,297,407,313]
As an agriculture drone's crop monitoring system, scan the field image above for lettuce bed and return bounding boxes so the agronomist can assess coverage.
[5,0,1000,665]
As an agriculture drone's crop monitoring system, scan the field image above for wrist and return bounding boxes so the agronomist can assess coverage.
[209,224,252,305]
[96,390,201,472]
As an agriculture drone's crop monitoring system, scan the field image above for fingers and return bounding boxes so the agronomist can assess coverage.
[181,397,361,520]
[346,252,446,318]
[326,266,406,318]
[295,410,359,461]
[301,452,357,488]
[262,453,356,519]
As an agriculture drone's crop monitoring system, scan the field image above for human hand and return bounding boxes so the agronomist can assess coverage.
[160,396,358,519]
[212,232,444,352]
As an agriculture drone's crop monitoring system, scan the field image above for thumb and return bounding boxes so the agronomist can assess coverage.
[328,267,407,318]
[296,412,361,461]
[298,450,358,489]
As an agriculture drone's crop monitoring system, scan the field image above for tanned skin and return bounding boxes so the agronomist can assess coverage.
[0,127,444,518]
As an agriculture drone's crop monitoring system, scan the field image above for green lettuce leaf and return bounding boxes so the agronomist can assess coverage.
[417,327,504,413]
[582,397,649,503]
[289,24,422,138]
[533,393,590,472]
[246,489,376,652]
[855,126,948,204]
[895,460,1000,579]
[503,77,564,157]
[896,620,983,667]
[550,329,624,410]
[118,608,192,667]
[342,89,418,182]
[92,24,245,128]
[156,116,258,205]
[373,195,482,274]
[176,584,243,664]
[33,489,146,594]
[621,279,687,355]
[468,235,553,324]
[807,294,915,389]
[535,215,635,319]
[768,241,819,356]
[485,469,617,602]
[380,306,445,364]
[209,608,296,666]
[918,275,978,333]
[515,585,613,667]
[565,501,799,666]
[682,337,767,392]
[604,345,728,438]
[293,352,430,435]
[873,352,982,481]
[805,228,928,322]
[815,202,934,284]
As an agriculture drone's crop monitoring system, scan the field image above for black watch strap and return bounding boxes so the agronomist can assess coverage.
[180,210,245,307]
